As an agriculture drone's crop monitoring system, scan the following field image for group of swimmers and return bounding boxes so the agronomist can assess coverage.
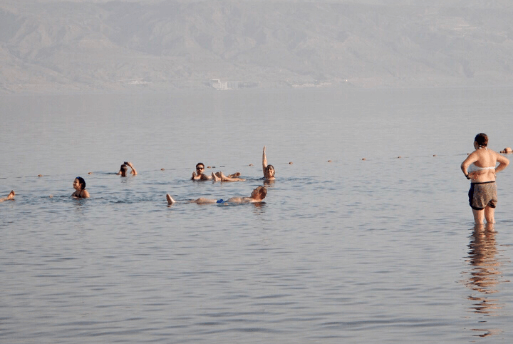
[1,147,276,206]
[2,138,511,225]
[168,146,274,205]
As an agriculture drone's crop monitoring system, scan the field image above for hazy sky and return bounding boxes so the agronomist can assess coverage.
[1,0,513,93]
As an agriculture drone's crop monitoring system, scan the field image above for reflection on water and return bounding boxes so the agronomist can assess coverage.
[464,224,509,338]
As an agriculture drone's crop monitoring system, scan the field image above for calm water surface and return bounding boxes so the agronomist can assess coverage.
[1,88,513,343]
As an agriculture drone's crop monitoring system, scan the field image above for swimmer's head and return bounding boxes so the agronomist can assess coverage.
[196,162,205,172]
[120,164,128,177]
[74,176,86,190]
[251,186,267,201]
[475,133,488,147]
[266,165,275,177]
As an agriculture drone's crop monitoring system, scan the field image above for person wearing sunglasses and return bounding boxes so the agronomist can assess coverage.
[191,162,242,181]
[191,162,211,180]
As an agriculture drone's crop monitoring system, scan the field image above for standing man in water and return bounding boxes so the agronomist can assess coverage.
[461,133,509,225]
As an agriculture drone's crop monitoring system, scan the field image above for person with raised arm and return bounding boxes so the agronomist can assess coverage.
[117,162,137,177]
[262,146,275,180]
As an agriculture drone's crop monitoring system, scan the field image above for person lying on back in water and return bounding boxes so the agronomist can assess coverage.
[166,186,266,205]
[191,162,242,181]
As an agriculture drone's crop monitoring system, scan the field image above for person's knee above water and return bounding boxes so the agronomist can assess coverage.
[72,177,90,198]
[166,186,267,205]
[461,133,509,225]
[0,190,15,203]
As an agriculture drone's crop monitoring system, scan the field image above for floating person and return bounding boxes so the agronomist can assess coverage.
[72,177,90,198]
[166,186,267,205]
[461,133,509,225]
[500,147,512,154]
[262,146,275,180]
[117,162,137,177]
[191,162,212,180]
[211,171,245,182]
[0,190,15,203]
[191,162,241,181]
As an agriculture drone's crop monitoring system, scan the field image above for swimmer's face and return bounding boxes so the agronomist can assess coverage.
[196,165,205,173]
[73,178,80,190]
[267,166,275,177]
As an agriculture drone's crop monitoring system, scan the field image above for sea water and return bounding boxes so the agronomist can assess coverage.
[1,88,513,343]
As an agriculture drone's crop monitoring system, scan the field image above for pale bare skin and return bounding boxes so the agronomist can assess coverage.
[191,163,211,180]
[192,163,241,181]
[166,186,266,206]
[461,141,509,224]
[211,171,246,182]
[72,178,90,199]
[117,162,137,177]
[262,146,275,180]
[0,190,15,203]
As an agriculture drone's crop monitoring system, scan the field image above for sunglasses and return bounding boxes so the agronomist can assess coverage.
[197,167,204,170]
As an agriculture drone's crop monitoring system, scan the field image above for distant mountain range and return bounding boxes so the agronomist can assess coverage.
[1,0,513,93]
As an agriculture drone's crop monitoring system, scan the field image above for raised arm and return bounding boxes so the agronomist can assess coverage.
[127,162,137,175]
[262,146,268,176]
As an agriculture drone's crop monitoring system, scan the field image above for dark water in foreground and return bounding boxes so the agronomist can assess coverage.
[1,88,513,343]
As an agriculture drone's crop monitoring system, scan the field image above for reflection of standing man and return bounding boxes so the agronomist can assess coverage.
[465,224,504,317]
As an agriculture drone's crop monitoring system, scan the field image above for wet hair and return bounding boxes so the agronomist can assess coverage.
[120,164,128,173]
[253,186,267,200]
[75,176,86,190]
[475,133,488,147]
[196,162,205,169]
[266,164,275,177]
